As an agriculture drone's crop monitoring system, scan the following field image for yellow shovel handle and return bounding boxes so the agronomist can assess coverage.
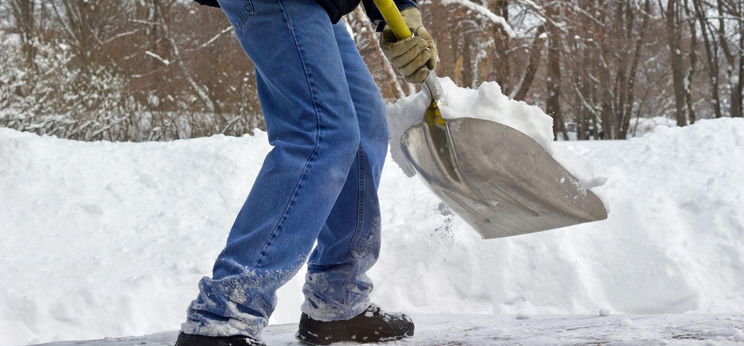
[372,0,412,40]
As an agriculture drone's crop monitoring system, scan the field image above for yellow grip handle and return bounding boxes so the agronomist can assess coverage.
[372,0,412,40]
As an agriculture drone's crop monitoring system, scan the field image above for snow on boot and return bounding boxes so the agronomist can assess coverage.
[174,332,266,346]
[296,304,415,345]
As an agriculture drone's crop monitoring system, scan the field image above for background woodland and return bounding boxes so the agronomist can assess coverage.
[1,0,743,141]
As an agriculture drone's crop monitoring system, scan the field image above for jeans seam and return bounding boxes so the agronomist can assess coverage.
[235,0,255,32]
[342,147,365,305]
[348,148,366,257]
[218,0,255,32]
[254,0,323,267]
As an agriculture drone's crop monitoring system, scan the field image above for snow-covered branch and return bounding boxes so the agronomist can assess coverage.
[440,0,515,37]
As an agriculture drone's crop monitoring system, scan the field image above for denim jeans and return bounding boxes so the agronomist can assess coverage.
[181,0,388,340]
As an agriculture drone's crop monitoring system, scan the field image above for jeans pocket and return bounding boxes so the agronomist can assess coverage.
[217,0,255,32]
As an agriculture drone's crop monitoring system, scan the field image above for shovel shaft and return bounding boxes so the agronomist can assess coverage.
[424,71,445,105]
[372,0,412,39]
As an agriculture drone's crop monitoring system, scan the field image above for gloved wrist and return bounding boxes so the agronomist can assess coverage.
[379,7,439,84]
[399,7,424,32]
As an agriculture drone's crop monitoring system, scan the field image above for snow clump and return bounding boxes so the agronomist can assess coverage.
[385,77,554,177]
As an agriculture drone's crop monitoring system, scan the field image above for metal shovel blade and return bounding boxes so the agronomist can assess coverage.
[401,117,608,239]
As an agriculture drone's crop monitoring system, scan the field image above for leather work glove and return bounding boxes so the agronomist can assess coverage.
[380,7,438,84]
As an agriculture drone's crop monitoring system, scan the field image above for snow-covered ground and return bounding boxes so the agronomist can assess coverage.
[2,118,744,345]
[35,314,744,345]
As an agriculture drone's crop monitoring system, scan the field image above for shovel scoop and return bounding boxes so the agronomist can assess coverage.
[374,0,608,238]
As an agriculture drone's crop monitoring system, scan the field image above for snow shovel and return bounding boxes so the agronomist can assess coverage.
[374,0,608,239]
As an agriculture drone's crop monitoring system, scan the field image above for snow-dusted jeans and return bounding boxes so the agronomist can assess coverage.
[181,0,388,340]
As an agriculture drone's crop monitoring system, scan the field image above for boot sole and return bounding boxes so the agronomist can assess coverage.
[296,328,414,345]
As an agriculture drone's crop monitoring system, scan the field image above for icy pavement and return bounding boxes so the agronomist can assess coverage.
[35,314,744,345]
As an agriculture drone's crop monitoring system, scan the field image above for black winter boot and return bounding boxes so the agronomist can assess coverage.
[174,332,266,346]
[296,304,414,345]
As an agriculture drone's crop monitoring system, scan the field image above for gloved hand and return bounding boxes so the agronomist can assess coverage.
[380,7,438,84]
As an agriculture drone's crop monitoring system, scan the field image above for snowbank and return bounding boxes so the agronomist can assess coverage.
[628,116,677,137]
[2,118,744,345]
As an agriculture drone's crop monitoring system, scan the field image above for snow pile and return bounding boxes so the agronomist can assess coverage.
[2,118,744,345]
[385,78,555,176]
[629,116,677,137]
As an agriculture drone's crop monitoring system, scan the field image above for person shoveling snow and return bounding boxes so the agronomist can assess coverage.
[177,0,605,345]
[177,0,431,345]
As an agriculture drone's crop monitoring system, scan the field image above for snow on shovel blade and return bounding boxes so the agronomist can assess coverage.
[401,117,608,239]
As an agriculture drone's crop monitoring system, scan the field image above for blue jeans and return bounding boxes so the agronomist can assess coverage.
[181,0,388,340]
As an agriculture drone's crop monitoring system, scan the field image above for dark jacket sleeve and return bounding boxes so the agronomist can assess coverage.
[191,0,417,29]
[193,0,220,7]
[361,0,417,30]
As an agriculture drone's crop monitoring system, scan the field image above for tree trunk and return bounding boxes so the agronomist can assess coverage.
[692,0,723,118]
[545,7,567,140]
[683,0,698,124]
[664,0,689,126]
[732,11,744,118]
[619,0,650,139]
[513,25,546,101]
[487,0,511,92]
[9,0,36,68]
